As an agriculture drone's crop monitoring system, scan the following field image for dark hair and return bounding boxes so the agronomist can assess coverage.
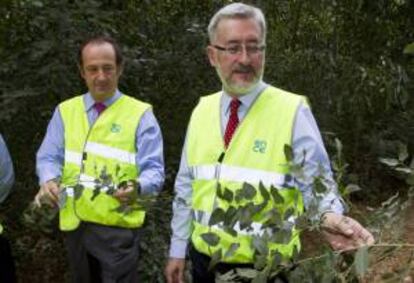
[78,36,123,67]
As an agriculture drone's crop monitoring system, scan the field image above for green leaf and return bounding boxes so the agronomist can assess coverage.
[354,246,369,277]
[209,208,225,226]
[223,243,240,259]
[253,253,268,271]
[201,232,220,247]
[235,268,257,278]
[91,185,101,201]
[239,204,253,230]
[403,42,414,54]
[283,144,293,162]
[258,182,270,202]
[74,184,84,200]
[252,235,268,255]
[58,189,67,209]
[224,227,238,237]
[208,248,222,270]
[252,266,270,283]
[284,207,295,220]
[224,206,238,227]
[216,183,223,199]
[221,187,234,202]
[270,187,284,204]
[344,184,361,195]
[379,158,399,167]
[271,228,292,244]
[313,178,327,194]
[294,215,308,230]
[241,182,257,200]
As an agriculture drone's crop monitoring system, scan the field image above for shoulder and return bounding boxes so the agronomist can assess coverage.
[120,94,152,110]
[58,95,84,109]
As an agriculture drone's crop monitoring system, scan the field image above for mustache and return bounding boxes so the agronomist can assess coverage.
[232,64,255,73]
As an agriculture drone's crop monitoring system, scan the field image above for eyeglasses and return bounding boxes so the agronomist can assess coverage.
[212,44,265,56]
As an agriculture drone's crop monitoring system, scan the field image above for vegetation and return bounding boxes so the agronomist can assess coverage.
[0,0,413,282]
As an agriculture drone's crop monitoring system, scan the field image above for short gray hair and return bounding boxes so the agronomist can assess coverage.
[207,3,266,43]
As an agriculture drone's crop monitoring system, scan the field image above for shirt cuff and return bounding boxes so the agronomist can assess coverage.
[39,172,61,186]
[169,239,188,259]
[137,176,161,195]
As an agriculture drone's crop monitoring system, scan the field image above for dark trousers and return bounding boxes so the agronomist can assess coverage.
[189,245,289,283]
[0,235,16,283]
[65,222,140,283]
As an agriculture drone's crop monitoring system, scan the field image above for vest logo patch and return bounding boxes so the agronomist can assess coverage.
[111,123,121,133]
[253,140,267,153]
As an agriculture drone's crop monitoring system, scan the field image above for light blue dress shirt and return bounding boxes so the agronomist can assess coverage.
[169,81,344,258]
[36,90,165,194]
[0,134,15,203]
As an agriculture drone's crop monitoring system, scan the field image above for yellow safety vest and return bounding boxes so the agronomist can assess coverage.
[59,94,150,231]
[187,86,306,263]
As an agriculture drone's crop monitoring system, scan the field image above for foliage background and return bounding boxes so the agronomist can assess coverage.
[0,0,413,282]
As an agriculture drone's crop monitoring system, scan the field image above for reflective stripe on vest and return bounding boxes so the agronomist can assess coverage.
[190,164,293,188]
[187,86,307,263]
[59,94,150,231]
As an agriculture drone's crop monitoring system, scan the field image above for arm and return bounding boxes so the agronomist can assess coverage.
[292,103,373,249]
[0,134,14,203]
[35,107,64,206]
[114,109,165,201]
[165,134,193,283]
[292,103,344,217]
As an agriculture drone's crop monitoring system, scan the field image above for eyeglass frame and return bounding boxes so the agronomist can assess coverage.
[211,44,266,56]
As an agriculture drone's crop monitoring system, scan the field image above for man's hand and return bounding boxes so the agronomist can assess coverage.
[34,179,60,207]
[113,180,137,204]
[321,212,374,251]
[165,258,185,283]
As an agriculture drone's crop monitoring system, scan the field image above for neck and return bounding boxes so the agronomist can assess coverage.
[91,92,115,103]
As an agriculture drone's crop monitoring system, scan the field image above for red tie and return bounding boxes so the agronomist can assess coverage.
[94,102,106,116]
[224,98,241,148]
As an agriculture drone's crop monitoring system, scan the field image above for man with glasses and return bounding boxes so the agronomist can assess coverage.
[36,36,164,282]
[165,3,374,282]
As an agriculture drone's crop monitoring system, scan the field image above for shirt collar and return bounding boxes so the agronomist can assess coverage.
[84,89,122,112]
[222,81,268,114]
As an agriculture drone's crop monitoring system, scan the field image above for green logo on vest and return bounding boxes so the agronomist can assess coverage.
[111,123,121,133]
[253,140,267,153]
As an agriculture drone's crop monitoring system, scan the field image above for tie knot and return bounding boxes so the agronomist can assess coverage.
[94,102,106,115]
[230,98,241,113]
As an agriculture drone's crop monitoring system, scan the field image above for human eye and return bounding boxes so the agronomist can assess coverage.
[85,66,98,74]
[246,45,263,54]
[102,65,115,73]
[226,45,241,55]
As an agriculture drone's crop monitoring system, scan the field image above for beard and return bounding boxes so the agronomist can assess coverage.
[216,64,264,96]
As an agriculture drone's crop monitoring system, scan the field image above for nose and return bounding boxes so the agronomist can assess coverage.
[96,69,107,80]
[238,46,251,64]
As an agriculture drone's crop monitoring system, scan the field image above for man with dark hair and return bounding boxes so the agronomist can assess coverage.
[36,36,165,282]
[0,134,15,283]
[165,3,374,283]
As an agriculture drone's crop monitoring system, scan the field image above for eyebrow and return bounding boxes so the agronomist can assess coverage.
[225,39,260,45]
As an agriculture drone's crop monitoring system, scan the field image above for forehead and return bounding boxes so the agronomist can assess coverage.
[81,42,116,65]
[214,18,262,43]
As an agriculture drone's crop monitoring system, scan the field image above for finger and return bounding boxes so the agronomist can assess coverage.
[34,193,42,207]
[45,188,59,205]
[335,216,354,236]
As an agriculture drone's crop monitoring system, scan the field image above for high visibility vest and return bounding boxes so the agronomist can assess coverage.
[187,86,306,263]
[59,94,150,231]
